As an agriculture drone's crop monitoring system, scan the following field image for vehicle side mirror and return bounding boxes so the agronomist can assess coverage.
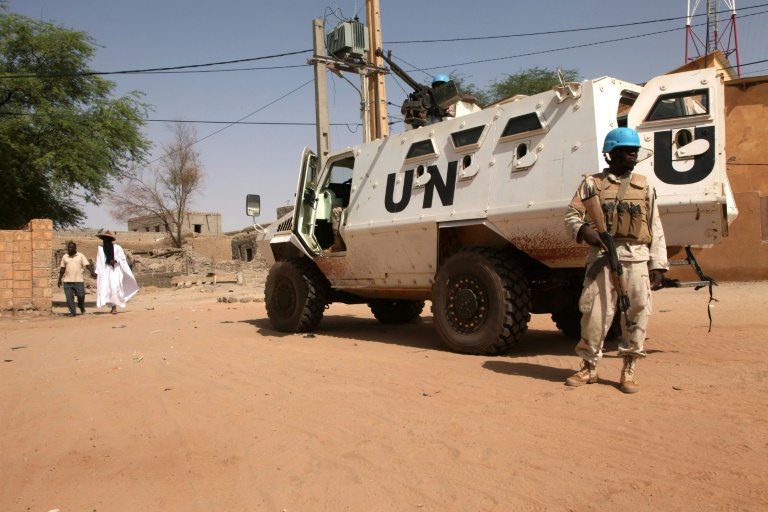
[246,194,261,217]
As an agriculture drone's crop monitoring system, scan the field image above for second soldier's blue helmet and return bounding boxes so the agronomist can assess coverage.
[432,74,450,87]
[603,127,641,153]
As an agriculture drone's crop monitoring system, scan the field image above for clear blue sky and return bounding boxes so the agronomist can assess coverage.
[8,0,768,231]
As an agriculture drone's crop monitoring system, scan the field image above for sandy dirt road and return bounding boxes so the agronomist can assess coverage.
[1,282,766,511]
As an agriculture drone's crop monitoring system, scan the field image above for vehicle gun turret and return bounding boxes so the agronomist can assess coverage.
[375,48,461,128]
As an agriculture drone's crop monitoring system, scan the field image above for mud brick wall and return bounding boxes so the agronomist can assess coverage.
[188,236,235,261]
[0,219,53,314]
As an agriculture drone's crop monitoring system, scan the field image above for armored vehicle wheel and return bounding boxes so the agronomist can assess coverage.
[606,312,622,341]
[551,285,583,339]
[552,308,582,339]
[368,299,425,324]
[265,258,329,333]
[432,248,531,355]
[553,306,622,341]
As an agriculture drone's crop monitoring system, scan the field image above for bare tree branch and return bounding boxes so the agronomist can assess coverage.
[108,122,205,248]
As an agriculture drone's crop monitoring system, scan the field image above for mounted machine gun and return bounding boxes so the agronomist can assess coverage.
[375,48,462,128]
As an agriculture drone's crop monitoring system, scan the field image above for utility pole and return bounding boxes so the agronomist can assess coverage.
[312,18,331,170]
[309,9,390,150]
[366,0,388,140]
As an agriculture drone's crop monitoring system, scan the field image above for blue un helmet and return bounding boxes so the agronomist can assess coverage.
[602,127,641,153]
[432,74,450,88]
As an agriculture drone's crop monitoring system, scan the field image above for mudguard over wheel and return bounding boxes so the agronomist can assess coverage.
[432,248,531,355]
[368,299,425,324]
[265,258,330,332]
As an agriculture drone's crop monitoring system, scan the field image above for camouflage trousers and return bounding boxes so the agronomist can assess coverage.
[331,206,344,235]
[575,260,652,366]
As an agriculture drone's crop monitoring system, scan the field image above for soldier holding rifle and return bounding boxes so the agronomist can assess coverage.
[563,128,668,393]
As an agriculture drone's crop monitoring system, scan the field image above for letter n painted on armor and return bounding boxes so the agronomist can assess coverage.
[423,161,457,209]
[654,127,716,185]
[384,169,414,213]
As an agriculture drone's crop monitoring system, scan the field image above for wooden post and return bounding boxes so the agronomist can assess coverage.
[366,0,388,140]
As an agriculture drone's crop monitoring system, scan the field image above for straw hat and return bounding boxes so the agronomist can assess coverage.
[96,229,116,241]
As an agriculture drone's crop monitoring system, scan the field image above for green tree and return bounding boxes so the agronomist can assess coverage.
[449,72,492,108]
[485,66,580,105]
[0,5,151,229]
[108,123,205,249]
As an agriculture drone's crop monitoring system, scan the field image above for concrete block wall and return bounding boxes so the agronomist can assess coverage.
[0,219,53,314]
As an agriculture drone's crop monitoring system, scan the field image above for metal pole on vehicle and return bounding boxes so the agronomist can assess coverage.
[312,18,331,170]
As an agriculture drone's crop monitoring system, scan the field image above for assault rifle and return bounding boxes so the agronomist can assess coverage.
[579,174,634,328]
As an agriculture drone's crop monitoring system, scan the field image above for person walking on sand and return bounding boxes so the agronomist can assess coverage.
[95,230,138,314]
[58,241,96,317]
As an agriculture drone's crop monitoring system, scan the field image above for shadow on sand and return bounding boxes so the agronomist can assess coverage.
[242,312,623,358]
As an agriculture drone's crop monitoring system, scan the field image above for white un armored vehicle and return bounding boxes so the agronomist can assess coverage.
[247,66,736,355]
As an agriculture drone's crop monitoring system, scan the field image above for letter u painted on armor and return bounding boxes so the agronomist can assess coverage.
[653,127,716,185]
[385,169,414,213]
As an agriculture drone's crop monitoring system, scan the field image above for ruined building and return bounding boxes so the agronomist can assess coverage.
[128,211,222,236]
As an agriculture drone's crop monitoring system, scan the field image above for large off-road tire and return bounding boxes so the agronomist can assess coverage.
[551,284,583,339]
[265,258,329,333]
[552,303,622,341]
[606,312,622,341]
[552,307,582,340]
[368,299,425,324]
[432,248,531,355]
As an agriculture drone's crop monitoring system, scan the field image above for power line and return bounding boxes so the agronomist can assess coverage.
[385,3,768,44]
[739,58,768,68]
[143,79,315,167]
[5,53,768,128]
[3,6,766,80]
[0,49,312,79]
[120,64,307,75]
[0,112,360,127]
[399,10,768,73]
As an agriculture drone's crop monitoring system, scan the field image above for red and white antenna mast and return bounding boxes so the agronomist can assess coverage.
[686,0,741,76]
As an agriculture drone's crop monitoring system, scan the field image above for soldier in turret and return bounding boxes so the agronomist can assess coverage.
[563,128,668,393]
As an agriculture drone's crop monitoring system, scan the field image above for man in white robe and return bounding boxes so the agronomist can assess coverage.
[95,230,139,314]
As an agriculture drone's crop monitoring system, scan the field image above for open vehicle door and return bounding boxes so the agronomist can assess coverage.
[629,68,736,246]
[293,147,323,255]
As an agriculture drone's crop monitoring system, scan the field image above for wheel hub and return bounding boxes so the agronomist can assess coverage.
[446,275,488,334]
[456,289,479,319]
[274,280,295,312]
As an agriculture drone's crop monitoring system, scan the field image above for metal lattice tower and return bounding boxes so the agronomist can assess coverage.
[686,0,741,76]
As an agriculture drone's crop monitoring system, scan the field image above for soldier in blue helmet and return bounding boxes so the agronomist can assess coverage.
[563,128,669,393]
[426,74,479,124]
[431,74,450,88]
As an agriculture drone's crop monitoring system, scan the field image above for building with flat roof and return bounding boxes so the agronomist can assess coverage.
[127,211,222,236]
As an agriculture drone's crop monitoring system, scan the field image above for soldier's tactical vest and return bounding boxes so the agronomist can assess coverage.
[592,173,652,244]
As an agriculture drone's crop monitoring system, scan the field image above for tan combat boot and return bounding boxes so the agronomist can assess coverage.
[565,360,598,387]
[326,234,346,253]
[620,356,640,394]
